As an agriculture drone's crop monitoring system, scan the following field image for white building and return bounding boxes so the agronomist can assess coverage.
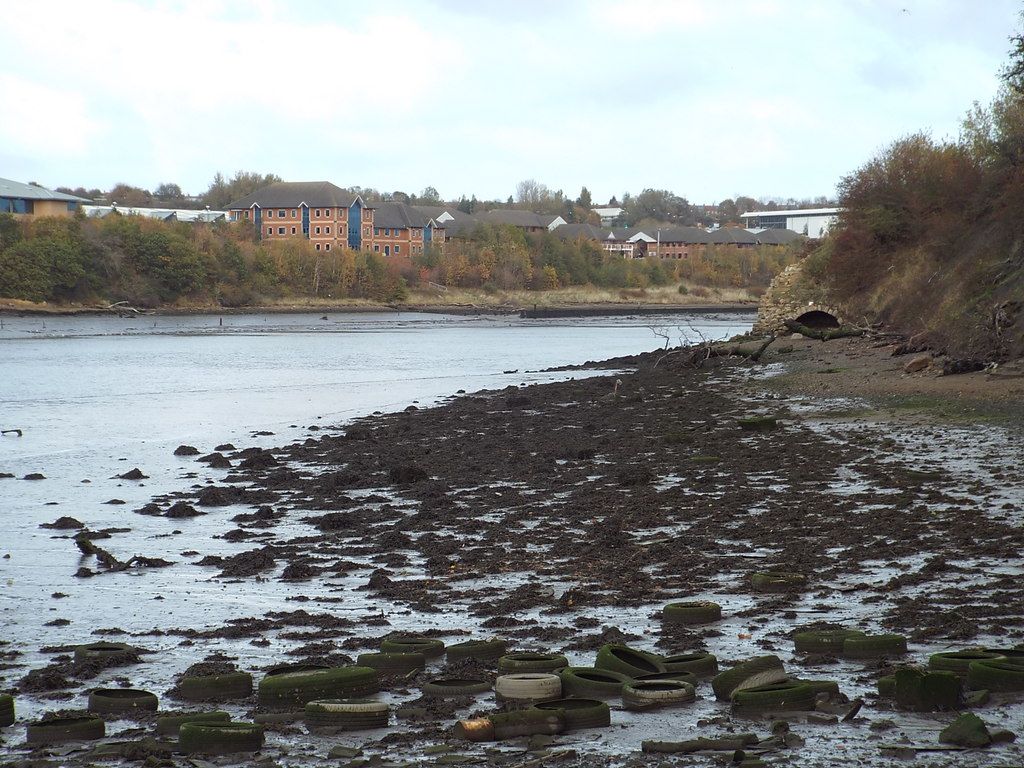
[593,206,624,227]
[740,207,840,239]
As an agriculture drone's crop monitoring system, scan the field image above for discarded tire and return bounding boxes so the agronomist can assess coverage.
[738,416,778,431]
[622,680,696,710]
[27,715,105,745]
[380,636,444,658]
[877,675,896,697]
[422,678,492,697]
[662,601,722,625]
[356,652,425,674]
[789,678,841,697]
[634,671,699,687]
[894,667,961,711]
[0,694,13,727]
[258,665,379,708]
[498,653,568,673]
[559,667,631,698]
[712,656,787,701]
[87,688,159,714]
[456,710,565,741]
[661,652,718,678]
[176,671,253,701]
[929,651,1005,676]
[595,644,665,677]
[967,659,1024,692]
[750,572,806,593]
[495,673,561,703]
[446,638,507,662]
[793,629,866,654]
[533,698,611,730]
[179,721,265,755]
[305,699,389,730]
[732,682,816,715]
[982,648,1024,665]
[156,711,230,736]
[73,642,135,662]
[842,634,908,659]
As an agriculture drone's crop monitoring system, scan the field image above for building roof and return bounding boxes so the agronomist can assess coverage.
[551,223,610,241]
[438,216,481,238]
[373,201,436,229]
[708,227,760,244]
[592,206,623,217]
[82,204,227,222]
[753,228,803,244]
[0,177,90,202]
[412,205,476,223]
[656,227,713,244]
[226,181,360,210]
[479,209,553,228]
[740,207,841,218]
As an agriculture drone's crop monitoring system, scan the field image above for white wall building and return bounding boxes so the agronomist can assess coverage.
[740,207,840,239]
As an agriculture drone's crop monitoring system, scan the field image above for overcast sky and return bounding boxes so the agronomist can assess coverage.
[1,0,1018,205]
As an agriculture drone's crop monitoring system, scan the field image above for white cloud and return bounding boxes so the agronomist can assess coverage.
[0,74,104,157]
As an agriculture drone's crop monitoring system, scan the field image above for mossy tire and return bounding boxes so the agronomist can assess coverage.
[179,721,264,755]
[877,675,896,697]
[967,660,1024,692]
[156,711,230,736]
[73,642,134,662]
[712,656,787,701]
[842,634,908,659]
[422,678,492,697]
[662,601,722,625]
[88,688,159,714]
[0,694,13,727]
[661,652,718,678]
[732,682,816,715]
[304,699,389,730]
[258,665,379,708]
[929,651,1005,676]
[559,667,630,698]
[622,680,696,710]
[750,572,806,593]
[793,630,866,654]
[356,652,425,674]
[788,678,841,698]
[489,709,566,739]
[446,638,507,662]
[533,698,610,730]
[380,636,444,658]
[498,653,568,673]
[634,670,699,687]
[594,644,665,677]
[177,672,253,701]
[27,716,105,745]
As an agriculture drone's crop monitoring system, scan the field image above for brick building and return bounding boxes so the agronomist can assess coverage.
[370,202,444,258]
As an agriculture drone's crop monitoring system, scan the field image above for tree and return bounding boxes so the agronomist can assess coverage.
[109,183,152,207]
[515,179,549,207]
[608,195,619,206]
[1004,30,1024,93]
[623,189,693,226]
[418,186,441,204]
[154,183,185,203]
[202,171,282,209]
[577,186,592,210]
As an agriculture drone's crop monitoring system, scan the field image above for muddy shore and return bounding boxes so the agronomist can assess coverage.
[3,334,1023,766]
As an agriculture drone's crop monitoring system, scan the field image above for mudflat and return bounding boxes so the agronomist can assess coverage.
[6,333,1024,766]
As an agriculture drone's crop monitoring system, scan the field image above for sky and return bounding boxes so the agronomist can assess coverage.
[1,0,1019,205]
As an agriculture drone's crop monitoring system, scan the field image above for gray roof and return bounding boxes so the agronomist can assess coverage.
[752,228,803,244]
[226,181,359,210]
[479,209,552,228]
[438,216,481,238]
[373,201,435,229]
[655,227,713,244]
[708,227,760,244]
[0,177,90,202]
[552,223,610,241]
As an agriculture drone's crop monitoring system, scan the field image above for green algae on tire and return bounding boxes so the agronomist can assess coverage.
[842,634,907,659]
[488,709,565,739]
[73,642,136,662]
[87,688,159,714]
[559,667,630,698]
[446,638,507,662]
[622,680,696,710]
[738,416,778,431]
[0,694,13,727]
[304,699,389,730]
[711,655,787,701]
[894,667,961,711]
[533,698,611,730]
[788,678,841,697]
[967,659,1024,692]
[380,636,444,658]
[179,721,264,755]
[257,665,379,709]
[356,652,425,674]
[662,601,722,625]
[422,678,492,697]
[156,711,230,736]
[732,682,816,715]
[27,715,105,745]
[793,629,865,654]
[877,675,896,697]
[176,671,253,701]
[661,651,718,677]
[634,670,699,687]
[750,571,807,593]
[594,644,665,677]
[928,650,1005,676]
[497,653,568,673]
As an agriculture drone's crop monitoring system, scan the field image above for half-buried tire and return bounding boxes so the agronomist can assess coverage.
[967,659,1024,693]
[87,689,159,715]
[305,699,389,730]
[662,601,722,625]
[446,639,507,662]
[559,667,630,698]
[0,694,13,727]
[533,698,611,730]
[156,711,231,736]
[929,651,1005,676]
[732,682,816,715]
[179,721,264,755]
[422,678,492,697]
[842,634,908,659]
[712,656,787,701]
[73,642,136,662]
[622,680,696,711]
[793,630,866,654]
[495,673,561,704]
[258,666,378,709]
[380,636,444,658]
[661,652,718,677]
[27,715,105,745]
[595,644,665,677]
[356,652,425,675]
[176,671,253,702]
[498,653,568,673]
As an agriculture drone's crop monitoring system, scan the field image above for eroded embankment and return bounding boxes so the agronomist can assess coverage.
[3,335,1024,766]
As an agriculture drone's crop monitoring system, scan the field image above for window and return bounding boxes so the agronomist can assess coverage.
[364,226,370,236]
[291,226,296,234]
[244,210,250,219]
[373,244,380,252]
[325,226,331,234]
[325,243,331,251]
[278,210,285,217]
[315,226,321,235]
[395,245,400,254]
[374,227,380,235]
[267,227,272,235]
[316,243,321,251]
[384,245,390,256]
[266,210,273,218]
[278,227,285,235]
[291,209,297,218]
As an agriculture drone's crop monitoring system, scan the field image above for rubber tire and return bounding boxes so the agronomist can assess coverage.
[732,682,816,714]
[446,638,507,662]
[380,636,444,658]
[967,659,1024,692]
[498,653,568,673]
[495,673,561,703]
[559,667,630,698]
[738,416,778,431]
[982,648,1024,665]
[305,699,389,730]
[842,634,908,659]
[634,670,699,687]
[877,675,896,697]
[156,711,230,736]
[88,688,159,714]
[750,572,806,593]
[73,642,134,661]
[662,601,722,625]
[422,678,492,696]
[533,698,611,730]
[622,680,696,710]
[793,630,866,654]
[258,666,379,708]
[489,709,566,739]
[712,656,787,701]
[179,721,264,755]
[356,652,425,673]
[929,651,1005,676]
[661,652,718,678]
[27,716,105,745]
[595,644,666,677]
[788,678,841,697]
[176,671,253,701]
[0,694,13,727]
